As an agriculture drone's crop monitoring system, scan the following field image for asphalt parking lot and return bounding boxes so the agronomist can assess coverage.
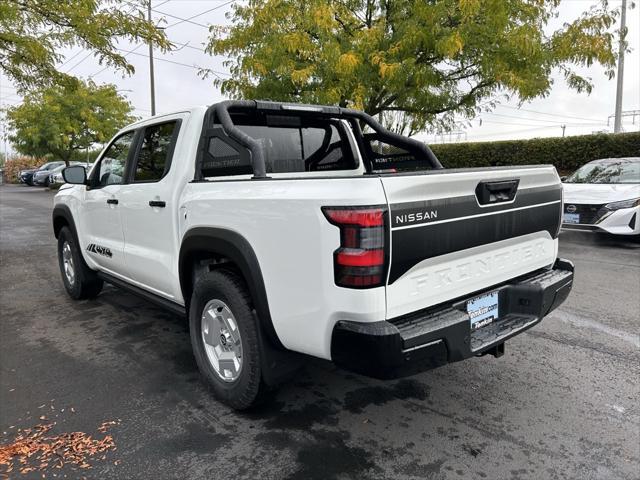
[1,183,638,480]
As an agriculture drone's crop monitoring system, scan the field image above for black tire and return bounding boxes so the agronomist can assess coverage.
[57,226,103,300]
[189,269,268,410]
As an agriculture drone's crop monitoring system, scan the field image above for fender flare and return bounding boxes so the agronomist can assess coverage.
[53,204,95,270]
[52,204,78,240]
[178,227,284,349]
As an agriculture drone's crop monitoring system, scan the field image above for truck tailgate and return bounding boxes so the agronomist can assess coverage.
[381,166,562,319]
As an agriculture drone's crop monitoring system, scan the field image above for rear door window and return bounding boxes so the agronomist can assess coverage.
[133,121,179,182]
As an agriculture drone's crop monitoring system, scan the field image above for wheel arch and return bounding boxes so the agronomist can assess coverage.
[179,227,284,349]
[52,204,77,240]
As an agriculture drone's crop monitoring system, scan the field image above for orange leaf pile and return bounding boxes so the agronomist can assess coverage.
[0,421,118,476]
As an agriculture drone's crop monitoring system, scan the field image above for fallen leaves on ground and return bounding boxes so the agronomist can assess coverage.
[0,420,119,476]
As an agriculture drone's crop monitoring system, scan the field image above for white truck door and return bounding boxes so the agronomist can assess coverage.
[81,131,134,274]
[117,118,183,301]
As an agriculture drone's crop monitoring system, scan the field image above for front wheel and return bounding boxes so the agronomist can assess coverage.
[57,226,103,300]
[189,269,268,410]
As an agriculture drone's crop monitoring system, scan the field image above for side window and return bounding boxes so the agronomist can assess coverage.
[365,134,424,172]
[203,137,253,177]
[96,131,134,187]
[133,121,178,182]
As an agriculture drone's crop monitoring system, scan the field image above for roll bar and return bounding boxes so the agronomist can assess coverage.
[209,100,443,179]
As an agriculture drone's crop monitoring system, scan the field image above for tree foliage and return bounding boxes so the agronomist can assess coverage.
[0,0,170,89]
[207,0,619,133]
[6,79,135,163]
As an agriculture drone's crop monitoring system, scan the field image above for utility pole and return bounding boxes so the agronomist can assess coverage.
[148,0,156,116]
[614,0,627,133]
[561,125,566,138]
[0,73,7,163]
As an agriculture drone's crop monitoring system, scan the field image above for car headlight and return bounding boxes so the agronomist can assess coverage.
[604,198,640,210]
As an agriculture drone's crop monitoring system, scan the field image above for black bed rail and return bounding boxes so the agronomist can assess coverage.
[204,99,443,179]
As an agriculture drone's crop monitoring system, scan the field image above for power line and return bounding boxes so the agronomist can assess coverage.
[118,49,230,79]
[481,111,601,126]
[484,119,602,128]
[65,51,96,73]
[467,126,552,139]
[66,3,139,74]
[124,0,233,29]
[87,0,230,79]
[495,104,602,122]
[89,44,145,79]
[59,49,86,68]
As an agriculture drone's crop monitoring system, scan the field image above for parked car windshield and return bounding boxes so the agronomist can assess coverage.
[39,161,64,171]
[564,159,640,184]
[51,162,87,174]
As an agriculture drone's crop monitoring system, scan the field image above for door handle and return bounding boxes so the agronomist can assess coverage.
[106,198,119,205]
[149,200,166,208]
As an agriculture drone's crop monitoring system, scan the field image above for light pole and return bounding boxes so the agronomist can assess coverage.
[148,0,156,116]
[614,0,627,133]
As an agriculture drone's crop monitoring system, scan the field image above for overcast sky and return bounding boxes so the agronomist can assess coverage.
[1,0,638,147]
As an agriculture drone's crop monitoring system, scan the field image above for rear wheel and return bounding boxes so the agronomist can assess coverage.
[57,226,103,300]
[189,269,268,410]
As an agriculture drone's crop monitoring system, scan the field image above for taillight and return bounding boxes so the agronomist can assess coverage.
[322,206,388,288]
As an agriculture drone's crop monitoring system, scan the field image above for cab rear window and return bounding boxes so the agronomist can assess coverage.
[202,115,357,177]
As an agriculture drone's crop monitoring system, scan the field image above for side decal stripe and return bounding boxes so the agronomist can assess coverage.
[393,200,561,231]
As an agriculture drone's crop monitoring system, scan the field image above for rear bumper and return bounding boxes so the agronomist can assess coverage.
[331,258,574,379]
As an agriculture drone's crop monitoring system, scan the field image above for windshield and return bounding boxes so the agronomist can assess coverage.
[565,160,640,184]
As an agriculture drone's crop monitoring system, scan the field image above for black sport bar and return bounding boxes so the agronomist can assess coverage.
[213,100,443,179]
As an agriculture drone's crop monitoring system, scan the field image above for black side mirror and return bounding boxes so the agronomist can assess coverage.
[62,165,87,185]
[560,176,567,182]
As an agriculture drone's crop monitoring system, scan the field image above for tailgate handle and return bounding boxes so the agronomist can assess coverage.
[475,179,519,205]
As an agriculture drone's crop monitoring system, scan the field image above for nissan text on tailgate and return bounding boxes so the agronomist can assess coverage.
[53,101,574,409]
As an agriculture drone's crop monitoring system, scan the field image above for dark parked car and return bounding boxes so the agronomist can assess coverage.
[18,168,38,185]
[32,162,66,186]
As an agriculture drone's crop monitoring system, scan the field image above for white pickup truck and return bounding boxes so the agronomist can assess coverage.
[53,100,574,409]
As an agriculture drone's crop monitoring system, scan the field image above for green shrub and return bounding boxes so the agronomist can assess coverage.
[430,132,640,175]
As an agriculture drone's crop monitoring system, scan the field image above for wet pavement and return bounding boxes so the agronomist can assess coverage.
[1,184,638,479]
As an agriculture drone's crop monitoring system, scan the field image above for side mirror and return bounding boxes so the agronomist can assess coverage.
[560,176,567,182]
[62,165,87,185]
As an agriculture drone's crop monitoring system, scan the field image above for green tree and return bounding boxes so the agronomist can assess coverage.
[0,0,170,88]
[206,0,619,133]
[7,79,135,164]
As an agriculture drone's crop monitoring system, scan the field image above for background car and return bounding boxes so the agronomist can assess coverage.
[48,162,92,187]
[32,161,66,186]
[18,168,38,185]
[562,157,640,236]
